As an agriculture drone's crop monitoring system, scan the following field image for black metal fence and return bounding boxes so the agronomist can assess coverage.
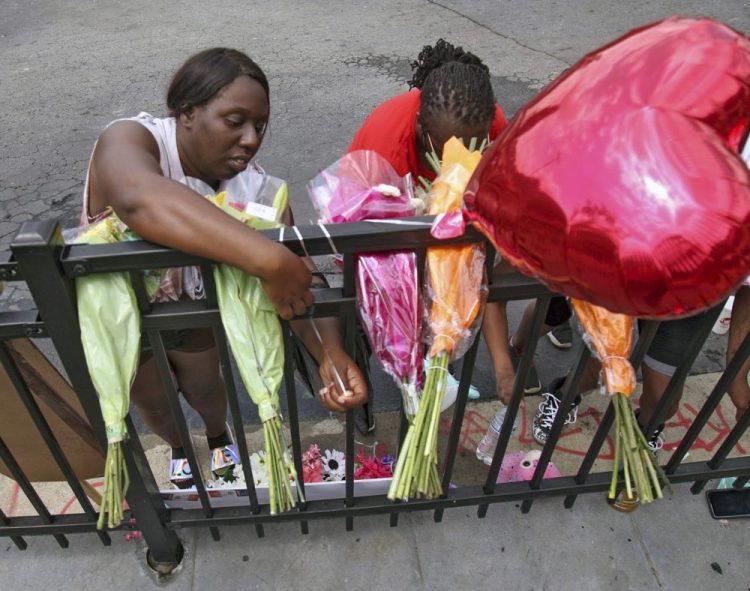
[0,218,748,567]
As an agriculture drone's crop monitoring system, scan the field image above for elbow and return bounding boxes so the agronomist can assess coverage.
[112,192,158,237]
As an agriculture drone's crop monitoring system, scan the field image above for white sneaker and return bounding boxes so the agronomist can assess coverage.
[532,391,579,445]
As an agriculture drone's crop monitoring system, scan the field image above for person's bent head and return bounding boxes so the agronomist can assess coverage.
[409,40,495,161]
[168,48,270,186]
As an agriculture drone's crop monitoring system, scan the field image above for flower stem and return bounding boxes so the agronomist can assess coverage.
[97,442,127,530]
[609,399,622,500]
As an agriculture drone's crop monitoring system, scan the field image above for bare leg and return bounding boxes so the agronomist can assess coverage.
[637,364,681,427]
[562,356,601,395]
[168,346,228,438]
[511,301,553,349]
[130,356,182,448]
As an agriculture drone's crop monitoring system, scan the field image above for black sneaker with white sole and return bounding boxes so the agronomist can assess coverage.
[634,409,665,455]
[532,377,581,444]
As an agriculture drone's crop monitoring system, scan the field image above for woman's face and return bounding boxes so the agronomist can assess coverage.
[178,75,269,186]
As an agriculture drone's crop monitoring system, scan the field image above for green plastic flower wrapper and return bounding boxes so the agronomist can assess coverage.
[206,186,303,514]
[75,216,139,529]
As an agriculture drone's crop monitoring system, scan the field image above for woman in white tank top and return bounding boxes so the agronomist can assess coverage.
[85,48,367,486]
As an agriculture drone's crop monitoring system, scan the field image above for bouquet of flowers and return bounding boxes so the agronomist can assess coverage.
[357,253,423,417]
[74,216,139,529]
[72,214,207,527]
[72,170,301,522]
[309,150,425,418]
[389,138,487,501]
[206,182,302,514]
[571,299,672,505]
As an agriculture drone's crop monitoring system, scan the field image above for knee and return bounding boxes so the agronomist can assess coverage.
[179,373,224,405]
[134,402,173,422]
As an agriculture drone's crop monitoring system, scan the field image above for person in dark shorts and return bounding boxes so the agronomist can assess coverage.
[82,49,368,487]
[531,306,720,451]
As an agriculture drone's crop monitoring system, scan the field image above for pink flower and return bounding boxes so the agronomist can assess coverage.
[303,463,323,483]
[353,447,393,480]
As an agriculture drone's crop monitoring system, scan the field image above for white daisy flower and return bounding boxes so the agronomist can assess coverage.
[321,449,346,481]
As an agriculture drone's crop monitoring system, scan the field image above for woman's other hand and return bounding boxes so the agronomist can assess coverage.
[318,348,368,412]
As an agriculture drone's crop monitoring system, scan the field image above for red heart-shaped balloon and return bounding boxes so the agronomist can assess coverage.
[465,17,750,318]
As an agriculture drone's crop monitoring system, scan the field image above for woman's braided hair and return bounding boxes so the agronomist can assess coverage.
[408,39,495,126]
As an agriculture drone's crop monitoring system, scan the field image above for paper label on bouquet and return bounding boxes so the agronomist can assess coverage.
[244,201,278,222]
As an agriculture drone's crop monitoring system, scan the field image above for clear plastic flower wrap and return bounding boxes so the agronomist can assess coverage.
[389,138,487,502]
[308,150,425,418]
[356,251,424,418]
[308,149,420,223]
[571,299,672,505]
[424,242,487,362]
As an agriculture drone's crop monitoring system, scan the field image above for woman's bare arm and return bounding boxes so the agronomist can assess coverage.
[89,121,313,319]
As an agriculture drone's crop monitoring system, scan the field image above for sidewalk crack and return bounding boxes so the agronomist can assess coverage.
[406,514,426,590]
[631,517,664,588]
[425,0,572,67]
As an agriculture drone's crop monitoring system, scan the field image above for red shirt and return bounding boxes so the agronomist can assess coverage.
[347,89,507,183]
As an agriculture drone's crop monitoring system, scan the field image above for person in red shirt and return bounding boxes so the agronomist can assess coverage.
[348,39,507,185]
[345,40,505,433]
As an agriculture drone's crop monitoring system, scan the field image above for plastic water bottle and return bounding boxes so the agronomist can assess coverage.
[476,405,516,465]
[712,296,734,335]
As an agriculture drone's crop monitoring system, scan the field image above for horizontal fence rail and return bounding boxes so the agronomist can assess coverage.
[0,217,747,563]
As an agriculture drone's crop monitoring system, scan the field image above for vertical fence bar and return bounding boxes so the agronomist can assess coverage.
[563,319,660,509]
[478,294,551,518]
[389,410,410,528]
[128,271,152,315]
[212,323,264,539]
[11,221,183,564]
[433,335,482,522]
[281,320,308,535]
[199,265,218,308]
[0,342,111,546]
[642,307,722,439]
[0,438,68,548]
[690,406,750,494]
[666,329,750,474]
[145,329,220,541]
[343,253,356,532]
[0,508,27,550]
[521,344,591,514]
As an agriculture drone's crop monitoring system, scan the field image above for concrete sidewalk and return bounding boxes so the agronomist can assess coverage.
[1,481,747,591]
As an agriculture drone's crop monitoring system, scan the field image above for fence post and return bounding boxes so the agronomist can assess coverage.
[11,220,184,566]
